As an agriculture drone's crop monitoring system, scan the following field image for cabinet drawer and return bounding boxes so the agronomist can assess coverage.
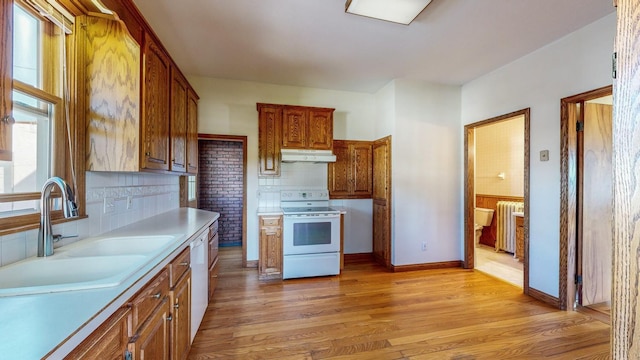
[260,216,281,227]
[129,268,170,331]
[208,233,219,268]
[209,220,218,239]
[64,307,131,360]
[169,247,191,288]
[208,257,220,301]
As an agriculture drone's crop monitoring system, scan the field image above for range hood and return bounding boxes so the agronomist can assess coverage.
[281,149,336,163]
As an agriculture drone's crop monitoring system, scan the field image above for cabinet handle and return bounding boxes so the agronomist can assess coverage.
[151,292,162,299]
[211,275,218,278]
[174,302,180,309]
[179,262,189,266]
[166,315,173,321]
[145,152,150,156]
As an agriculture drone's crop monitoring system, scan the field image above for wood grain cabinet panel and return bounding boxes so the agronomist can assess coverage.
[329,140,372,199]
[84,15,141,172]
[64,308,131,360]
[130,267,170,331]
[258,103,334,177]
[282,107,308,149]
[307,109,333,150]
[186,89,199,174]
[257,104,282,176]
[259,215,283,280]
[170,68,188,173]
[170,269,191,360]
[128,297,171,360]
[141,32,171,171]
[515,215,524,262]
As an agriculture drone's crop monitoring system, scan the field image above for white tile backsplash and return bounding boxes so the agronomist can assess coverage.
[0,172,180,267]
[258,162,329,208]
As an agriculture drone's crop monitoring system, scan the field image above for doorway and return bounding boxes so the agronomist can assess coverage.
[464,109,531,293]
[559,85,613,312]
[197,134,248,267]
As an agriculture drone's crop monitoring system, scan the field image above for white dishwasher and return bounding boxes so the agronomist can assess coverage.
[190,231,208,342]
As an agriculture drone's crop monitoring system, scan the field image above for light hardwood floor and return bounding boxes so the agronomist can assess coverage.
[189,248,610,359]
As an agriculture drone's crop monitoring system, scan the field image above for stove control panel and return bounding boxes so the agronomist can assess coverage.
[280,190,329,202]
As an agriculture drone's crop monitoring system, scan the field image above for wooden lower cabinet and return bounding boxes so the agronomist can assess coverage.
[258,215,283,280]
[128,297,171,360]
[65,245,200,360]
[171,269,191,360]
[515,215,524,262]
[64,308,131,360]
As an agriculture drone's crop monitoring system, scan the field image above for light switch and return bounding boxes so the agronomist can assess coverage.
[540,150,549,162]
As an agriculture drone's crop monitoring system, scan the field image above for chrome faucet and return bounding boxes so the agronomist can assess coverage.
[37,177,79,257]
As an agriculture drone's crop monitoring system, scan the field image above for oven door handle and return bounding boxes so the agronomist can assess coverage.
[284,214,341,219]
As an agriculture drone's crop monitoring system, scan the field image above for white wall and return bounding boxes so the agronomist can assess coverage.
[461,13,616,296]
[388,79,462,265]
[187,77,378,261]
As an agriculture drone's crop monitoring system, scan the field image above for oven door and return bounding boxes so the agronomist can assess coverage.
[283,214,340,255]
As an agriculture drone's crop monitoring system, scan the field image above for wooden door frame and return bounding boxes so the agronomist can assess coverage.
[464,108,531,294]
[559,85,612,311]
[197,134,249,268]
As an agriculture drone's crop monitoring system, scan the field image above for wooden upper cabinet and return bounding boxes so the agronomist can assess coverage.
[141,32,171,171]
[186,89,199,174]
[281,106,334,150]
[0,0,12,162]
[328,141,350,195]
[328,140,372,199]
[257,104,282,176]
[170,68,188,173]
[307,109,333,150]
[352,142,373,196]
[282,107,307,148]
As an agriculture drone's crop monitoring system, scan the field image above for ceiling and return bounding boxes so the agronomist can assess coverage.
[130,0,615,93]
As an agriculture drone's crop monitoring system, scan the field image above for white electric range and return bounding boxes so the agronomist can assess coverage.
[280,190,341,279]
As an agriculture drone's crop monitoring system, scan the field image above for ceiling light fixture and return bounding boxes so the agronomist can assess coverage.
[345,0,432,25]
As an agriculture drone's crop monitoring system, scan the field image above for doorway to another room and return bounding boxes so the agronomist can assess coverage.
[464,109,531,291]
[197,135,248,267]
[560,86,613,314]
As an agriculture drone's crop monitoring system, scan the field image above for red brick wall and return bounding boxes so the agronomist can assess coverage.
[198,140,243,247]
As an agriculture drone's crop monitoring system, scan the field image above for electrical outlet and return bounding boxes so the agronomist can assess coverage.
[421,242,427,251]
[540,150,549,161]
[126,196,133,209]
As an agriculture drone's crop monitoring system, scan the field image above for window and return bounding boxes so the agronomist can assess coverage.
[0,0,83,233]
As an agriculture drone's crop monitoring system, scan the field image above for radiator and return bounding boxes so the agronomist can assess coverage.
[496,201,524,253]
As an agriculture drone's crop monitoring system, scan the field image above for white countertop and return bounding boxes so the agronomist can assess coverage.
[257,207,283,215]
[0,208,219,360]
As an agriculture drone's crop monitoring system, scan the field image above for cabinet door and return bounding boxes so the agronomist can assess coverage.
[171,271,191,360]
[259,216,282,280]
[0,0,12,161]
[282,107,307,149]
[129,298,171,360]
[259,227,282,279]
[351,142,373,197]
[258,105,282,176]
[170,68,188,173]
[65,308,130,360]
[307,109,333,150]
[328,141,350,197]
[186,89,199,174]
[141,33,171,171]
